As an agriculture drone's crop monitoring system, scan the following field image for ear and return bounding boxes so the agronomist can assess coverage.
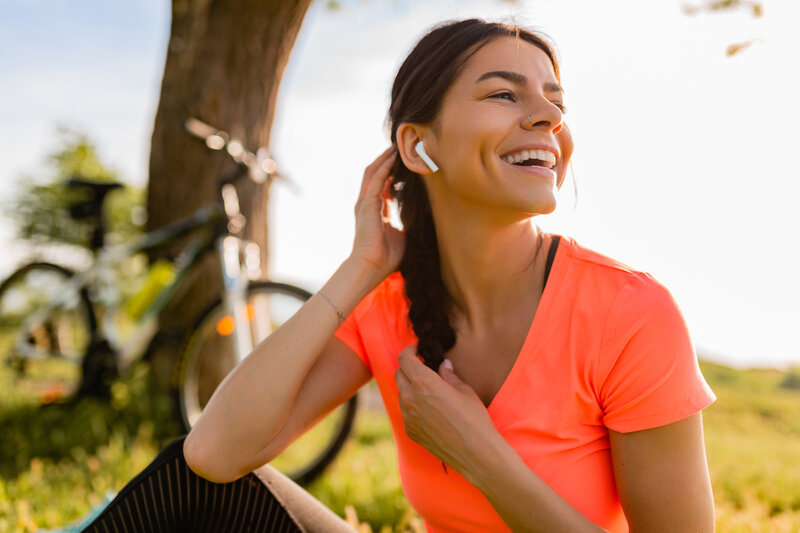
[396,123,438,175]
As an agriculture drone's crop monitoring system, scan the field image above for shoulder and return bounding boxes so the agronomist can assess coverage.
[552,237,687,370]
[556,236,670,310]
[561,236,643,281]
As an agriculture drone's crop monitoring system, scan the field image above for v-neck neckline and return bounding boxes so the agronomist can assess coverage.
[485,235,568,413]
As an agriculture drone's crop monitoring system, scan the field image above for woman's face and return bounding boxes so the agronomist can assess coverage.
[424,36,574,219]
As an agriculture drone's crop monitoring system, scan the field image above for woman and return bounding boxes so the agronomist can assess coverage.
[85,19,716,532]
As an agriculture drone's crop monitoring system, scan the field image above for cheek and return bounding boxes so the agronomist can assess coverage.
[438,108,507,166]
[439,135,489,184]
[556,125,575,188]
[558,124,575,165]
[446,134,505,185]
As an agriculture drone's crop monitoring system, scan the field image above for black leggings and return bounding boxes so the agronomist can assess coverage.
[82,437,301,533]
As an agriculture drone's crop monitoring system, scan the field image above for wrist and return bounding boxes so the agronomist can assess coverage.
[322,257,388,319]
[342,255,393,291]
[463,432,516,490]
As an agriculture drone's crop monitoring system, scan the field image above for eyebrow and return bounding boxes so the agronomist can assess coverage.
[475,70,563,93]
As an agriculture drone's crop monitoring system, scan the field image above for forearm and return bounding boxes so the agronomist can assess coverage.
[466,435,608,533]
[184,256,381,480]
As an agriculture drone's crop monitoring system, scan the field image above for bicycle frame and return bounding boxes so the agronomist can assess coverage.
[12,197,257,374]
[105,207,223,369]
[11,118,277,381]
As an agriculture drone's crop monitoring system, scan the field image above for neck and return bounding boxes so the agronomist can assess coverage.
[429,199,548,333]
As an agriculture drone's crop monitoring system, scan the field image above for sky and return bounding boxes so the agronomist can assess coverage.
[1,0,798,369]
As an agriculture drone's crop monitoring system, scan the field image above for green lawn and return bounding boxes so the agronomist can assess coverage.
[1,360,799,532]
[700,362,800,532]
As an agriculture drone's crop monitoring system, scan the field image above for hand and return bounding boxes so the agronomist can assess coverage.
[349,147,405,279]
[395,346,498,475]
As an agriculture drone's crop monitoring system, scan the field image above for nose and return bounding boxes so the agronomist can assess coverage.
[521,99,564,134]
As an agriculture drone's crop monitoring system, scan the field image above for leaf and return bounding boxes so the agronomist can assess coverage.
[683,0,763,17]
[725,39,757,56]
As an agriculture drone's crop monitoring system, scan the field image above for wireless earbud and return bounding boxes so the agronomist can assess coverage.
[415,141,439,173]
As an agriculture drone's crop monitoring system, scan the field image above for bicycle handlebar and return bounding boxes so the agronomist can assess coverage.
[184,117,294,189]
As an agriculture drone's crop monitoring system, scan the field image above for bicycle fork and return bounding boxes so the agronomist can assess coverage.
[220,235,254,361]
[218,182,262,362]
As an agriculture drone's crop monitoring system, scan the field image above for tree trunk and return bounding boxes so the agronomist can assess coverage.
[146,0,312,383]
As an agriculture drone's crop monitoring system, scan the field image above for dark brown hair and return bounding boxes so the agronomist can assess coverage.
[388,19,559,370]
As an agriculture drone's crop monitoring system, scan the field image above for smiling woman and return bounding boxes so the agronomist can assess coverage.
[83,19,715,533]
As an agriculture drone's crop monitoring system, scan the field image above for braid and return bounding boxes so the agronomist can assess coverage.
[386,19,560,369]
[393,162,456,370]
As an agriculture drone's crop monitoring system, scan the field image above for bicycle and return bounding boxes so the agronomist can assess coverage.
[0,118,358,485]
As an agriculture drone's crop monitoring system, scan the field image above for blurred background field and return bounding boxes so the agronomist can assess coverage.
[1,359,799,532]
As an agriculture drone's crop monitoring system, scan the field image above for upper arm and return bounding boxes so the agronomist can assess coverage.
[255,336,372,464]
[609,413,715,532]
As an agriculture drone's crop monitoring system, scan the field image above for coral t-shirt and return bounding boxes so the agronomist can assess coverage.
[334,236,715,532]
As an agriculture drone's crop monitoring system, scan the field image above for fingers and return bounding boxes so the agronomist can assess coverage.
[365,149,396,202]
[438,358,467,389]
[396,347,419,395]
[357,147,394,201]
[380,175,394,222]
[395,349,414,415]
[395,367,411,398]
[396,346,429,380]
[356,147,396,208]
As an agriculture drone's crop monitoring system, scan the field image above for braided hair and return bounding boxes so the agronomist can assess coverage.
[388,19,559,370]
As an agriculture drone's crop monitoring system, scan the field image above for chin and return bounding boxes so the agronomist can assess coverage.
[525,191,557,216]
[538,203,557,215]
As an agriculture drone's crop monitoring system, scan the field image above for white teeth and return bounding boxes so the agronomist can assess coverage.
[502,148,557,168]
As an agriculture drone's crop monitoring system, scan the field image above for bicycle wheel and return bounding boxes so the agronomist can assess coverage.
[173,281,358,485]
[0,262,93,403]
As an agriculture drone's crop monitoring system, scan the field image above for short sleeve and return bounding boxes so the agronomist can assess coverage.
[598,273,715,433]
[334,301,371,373]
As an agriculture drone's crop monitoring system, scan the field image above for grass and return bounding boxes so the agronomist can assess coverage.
[1,360,799,531]
[0,364,180,532]
[700,362,800,531]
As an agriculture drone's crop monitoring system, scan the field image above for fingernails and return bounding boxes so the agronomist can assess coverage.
[442,359,453,370]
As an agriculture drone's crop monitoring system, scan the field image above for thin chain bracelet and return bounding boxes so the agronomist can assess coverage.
[318,290,345,326]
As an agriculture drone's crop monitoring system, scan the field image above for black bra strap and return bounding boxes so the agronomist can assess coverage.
[543,236,561,289]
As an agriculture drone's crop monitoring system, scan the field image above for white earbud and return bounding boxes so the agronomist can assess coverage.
[415,141,439,173]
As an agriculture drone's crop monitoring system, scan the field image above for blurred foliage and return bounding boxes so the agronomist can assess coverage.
[683,0,763,17]
[724,39,764,56]
[683,0,764,56]
[779,367,800,390]
[8,128,145,250]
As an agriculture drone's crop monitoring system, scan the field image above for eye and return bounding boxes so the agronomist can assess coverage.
[488,90,516,102]
[552,102,568,114]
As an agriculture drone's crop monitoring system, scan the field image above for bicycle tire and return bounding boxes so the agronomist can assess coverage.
[0,262,94,403]
[172,280,359,486]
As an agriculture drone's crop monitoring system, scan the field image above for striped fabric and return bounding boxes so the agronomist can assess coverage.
[82,437,301,533]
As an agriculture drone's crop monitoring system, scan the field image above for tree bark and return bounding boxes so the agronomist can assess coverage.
[146,0,312,381]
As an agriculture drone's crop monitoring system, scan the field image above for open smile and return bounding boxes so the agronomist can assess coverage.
[500,147,559,169]
[499,149,558,180]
